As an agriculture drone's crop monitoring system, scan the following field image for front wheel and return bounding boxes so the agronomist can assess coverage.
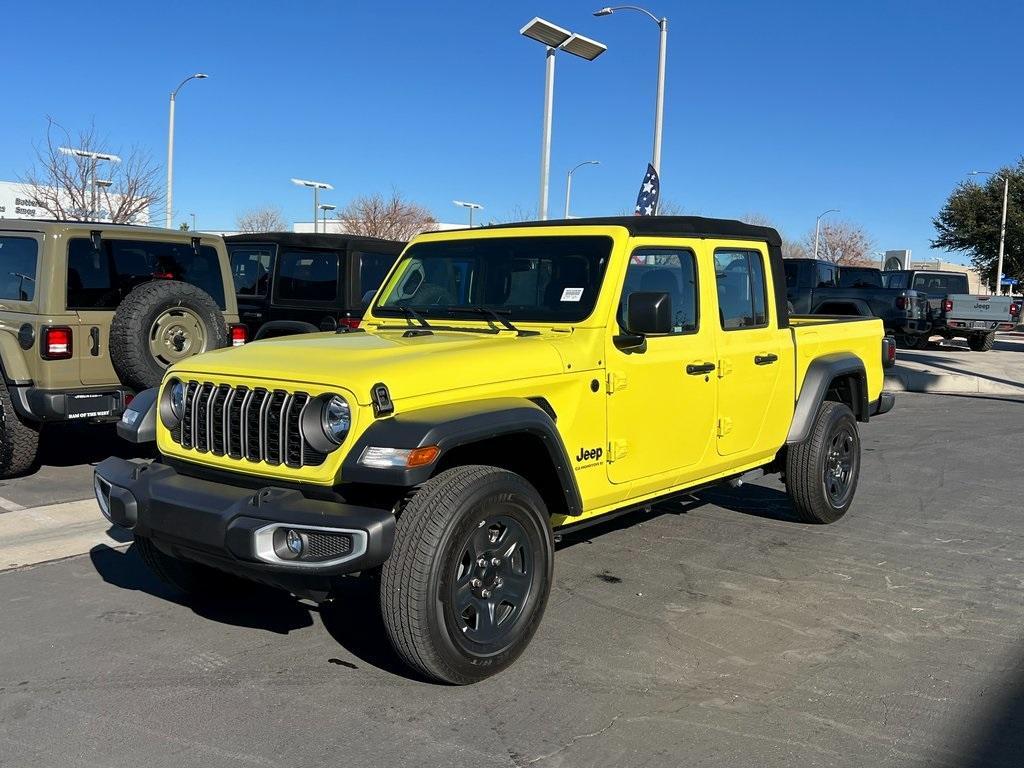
[785,401,861,524]
[380,466,554,684]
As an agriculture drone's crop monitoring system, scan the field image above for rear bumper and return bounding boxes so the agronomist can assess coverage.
[10,385,132,424]
[870,392,896,417]
[944,319,1015,332]
[94,457,395,595]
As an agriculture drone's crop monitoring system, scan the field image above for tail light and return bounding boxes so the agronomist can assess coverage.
[882,335,896,368]
[1011,302,1021,318]
[942,298,953,313]
[229,324,248,346]
[338,317,361,330]
[895,296,908,311]
[42,326,73,360]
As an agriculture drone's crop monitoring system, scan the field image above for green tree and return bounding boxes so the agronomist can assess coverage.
[932,159,1024,288]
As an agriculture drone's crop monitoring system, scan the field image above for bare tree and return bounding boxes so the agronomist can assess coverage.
[741,213,809,260]
[235,206,288,233]
[19,117,162,224]
[336,190,436,240]
[802,220,875,265]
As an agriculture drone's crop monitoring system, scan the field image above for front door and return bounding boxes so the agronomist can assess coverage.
[606,245,717,486]
[712,246,787,456]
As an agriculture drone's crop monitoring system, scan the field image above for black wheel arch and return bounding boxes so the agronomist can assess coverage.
[786,353,869,445]
[340,397,583,517]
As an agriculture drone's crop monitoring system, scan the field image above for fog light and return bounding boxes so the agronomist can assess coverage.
[286,529,304,556]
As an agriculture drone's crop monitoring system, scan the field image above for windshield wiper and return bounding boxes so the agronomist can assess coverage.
[443,307,539,337]
[385,304,432,328]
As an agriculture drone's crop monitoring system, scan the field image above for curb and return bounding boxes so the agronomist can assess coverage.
[885,369,1024,396]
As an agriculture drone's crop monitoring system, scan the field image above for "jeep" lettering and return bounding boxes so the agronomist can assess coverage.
[576,447,603,463]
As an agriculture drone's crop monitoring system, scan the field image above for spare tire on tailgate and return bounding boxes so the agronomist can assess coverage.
[110,280,227,391]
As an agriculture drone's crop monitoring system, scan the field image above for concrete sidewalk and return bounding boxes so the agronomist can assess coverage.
[0,497,129,571]
[885,333,1024,396]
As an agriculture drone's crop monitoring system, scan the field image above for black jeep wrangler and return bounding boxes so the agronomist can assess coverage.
[226,233,404,339]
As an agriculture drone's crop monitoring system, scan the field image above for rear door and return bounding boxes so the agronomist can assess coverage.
[712,244,792,457]
[605,243,717,487]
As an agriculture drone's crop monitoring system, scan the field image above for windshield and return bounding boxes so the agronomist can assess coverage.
[839,267,882,288]
[374,235,612,323]
[912,273,969,295]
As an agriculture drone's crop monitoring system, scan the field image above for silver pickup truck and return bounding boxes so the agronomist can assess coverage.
[943,294,1021,351]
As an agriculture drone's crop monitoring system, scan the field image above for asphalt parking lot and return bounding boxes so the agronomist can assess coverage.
[1,390,1022,768]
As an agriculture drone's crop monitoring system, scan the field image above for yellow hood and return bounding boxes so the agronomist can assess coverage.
[169,329,567,404]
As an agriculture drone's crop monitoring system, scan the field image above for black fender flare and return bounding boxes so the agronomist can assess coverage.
[117,386,158,443]
[786,353,868,444]
[253,320,320,341]
[340,397,583,516]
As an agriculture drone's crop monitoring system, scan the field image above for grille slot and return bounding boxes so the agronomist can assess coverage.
[170,382,326,468]
[304,531,353,561]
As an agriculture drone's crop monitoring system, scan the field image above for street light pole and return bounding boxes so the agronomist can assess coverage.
[291,179,333,233]
[970,170,1011,294]
[59,147,121,221]
[521,18,607,220]
[594,6,667,177]
[565,160,600,218]
[814,208,840,260]
[453,200,484,228]
[319,203,336,233]
[166,73,208,229]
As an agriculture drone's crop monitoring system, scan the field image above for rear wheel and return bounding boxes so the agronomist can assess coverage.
[967,332,995,352]
[0,379,40,478]
[896,334,927,350]
[380,465,554,684]
[785,401,861,524]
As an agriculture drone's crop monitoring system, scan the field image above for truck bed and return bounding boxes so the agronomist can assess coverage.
[790,315,886,405]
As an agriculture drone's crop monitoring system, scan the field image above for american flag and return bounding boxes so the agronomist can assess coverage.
[634,163,660,216]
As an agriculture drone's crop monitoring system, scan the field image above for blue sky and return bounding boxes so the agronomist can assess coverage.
[1,0,1021,263]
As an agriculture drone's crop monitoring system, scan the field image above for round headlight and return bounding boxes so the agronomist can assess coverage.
[321,395,351,445]
[169,380,186,419]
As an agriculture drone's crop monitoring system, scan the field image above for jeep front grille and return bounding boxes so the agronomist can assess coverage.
[170,381,327,467]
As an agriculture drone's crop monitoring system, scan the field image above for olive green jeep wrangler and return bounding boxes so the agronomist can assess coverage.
[0,220,243,477]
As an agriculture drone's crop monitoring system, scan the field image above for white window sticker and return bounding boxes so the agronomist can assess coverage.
[560,287,584,302]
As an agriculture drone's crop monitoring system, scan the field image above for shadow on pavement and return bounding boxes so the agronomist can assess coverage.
[950,649,1024,767]
[694,482,804,524]
[319,576,418,680]
[88,542,315,635]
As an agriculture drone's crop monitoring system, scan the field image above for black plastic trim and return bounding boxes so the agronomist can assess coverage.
[117,387,157,443]
[786,353,869,444]
[252,320,320,340]
[340,398,584,516]
[10,384,130,423]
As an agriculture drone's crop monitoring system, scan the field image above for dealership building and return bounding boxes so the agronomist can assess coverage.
[0,180,150,225]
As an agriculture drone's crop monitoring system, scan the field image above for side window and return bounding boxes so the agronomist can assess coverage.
[229,246,273,296]
[0,236,39,301]
[816,263,837,287]
[619,248,698,334]
[714,249,769,330]
[275,249,339,303]
[356,251,396,295]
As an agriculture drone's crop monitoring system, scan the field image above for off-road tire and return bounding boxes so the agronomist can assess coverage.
[967,332,995,352]
[0,378,40,478]
[785,401,861,524]
[110,281,227,391]
[380,465,554,684]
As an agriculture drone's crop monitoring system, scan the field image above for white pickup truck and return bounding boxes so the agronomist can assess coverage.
[943,294,1021,351]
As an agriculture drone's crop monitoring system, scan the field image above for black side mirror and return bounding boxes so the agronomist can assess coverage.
[361,290,375,309]
[626,291,672,335]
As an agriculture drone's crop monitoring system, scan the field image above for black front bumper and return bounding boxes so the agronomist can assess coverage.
[94,457,395,596]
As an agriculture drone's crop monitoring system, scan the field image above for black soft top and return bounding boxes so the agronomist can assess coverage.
[476,215,783,248]
[225,232,405,253]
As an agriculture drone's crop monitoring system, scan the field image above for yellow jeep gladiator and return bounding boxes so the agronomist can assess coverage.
[95,216,896,684]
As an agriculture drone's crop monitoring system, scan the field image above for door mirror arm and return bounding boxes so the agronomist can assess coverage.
[613,333,647,354]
